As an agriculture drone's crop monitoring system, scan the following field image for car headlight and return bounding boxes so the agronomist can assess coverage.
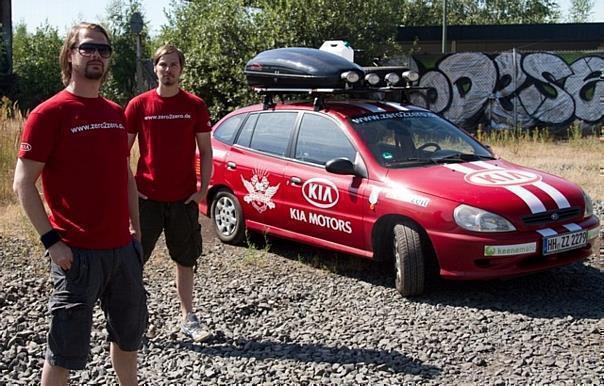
[454,204,516,232]
[582,190,593,218]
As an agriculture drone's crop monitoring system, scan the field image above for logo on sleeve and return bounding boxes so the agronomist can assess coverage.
[20,143,32,152]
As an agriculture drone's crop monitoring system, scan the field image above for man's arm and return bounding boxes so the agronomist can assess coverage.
[127,132,137,150]
[13,158,73,269]
[185,132,213,204]
[126,158,141,240]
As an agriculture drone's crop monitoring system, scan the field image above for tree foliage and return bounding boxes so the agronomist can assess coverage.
[401,0,561,26]
[567,0,594,22]
[12,23,63,111]
[101,0,152,106]
[160,0,263,119]
[161,0,404,119]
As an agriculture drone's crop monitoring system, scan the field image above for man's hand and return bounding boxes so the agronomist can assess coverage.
[185,190,205,205]
[48,241,73,271]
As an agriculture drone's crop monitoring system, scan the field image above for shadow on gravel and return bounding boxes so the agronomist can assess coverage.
[415,262,604,320]
[167,338,441,378]
[246,235,395,288]
[251,236,604,320]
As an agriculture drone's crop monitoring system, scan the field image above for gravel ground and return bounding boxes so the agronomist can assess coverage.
[1,204,602,386]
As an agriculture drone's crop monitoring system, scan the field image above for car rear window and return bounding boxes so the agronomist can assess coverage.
[214,114,246,145]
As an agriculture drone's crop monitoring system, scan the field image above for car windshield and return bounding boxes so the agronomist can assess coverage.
[350,111,494,168]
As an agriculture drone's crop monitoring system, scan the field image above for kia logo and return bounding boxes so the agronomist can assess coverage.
[20,143,32,152]
[465,169,541,187]
[302,178,339,208]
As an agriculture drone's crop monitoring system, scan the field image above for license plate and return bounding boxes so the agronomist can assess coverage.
[542,230,587,255]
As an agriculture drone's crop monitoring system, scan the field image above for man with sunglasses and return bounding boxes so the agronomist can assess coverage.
[125,44,213,342]
[13,22,147,386]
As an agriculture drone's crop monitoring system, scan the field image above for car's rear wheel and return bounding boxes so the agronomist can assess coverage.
[211,190,245,245]
[393,222,425,296]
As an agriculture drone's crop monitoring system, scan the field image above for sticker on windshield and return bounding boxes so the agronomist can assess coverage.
[382,152,393,160]
[351,111,432,124]
[241,170,280,213]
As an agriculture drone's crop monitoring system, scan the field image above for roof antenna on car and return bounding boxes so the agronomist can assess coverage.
[313,95,325,111]
[262,94,275,110]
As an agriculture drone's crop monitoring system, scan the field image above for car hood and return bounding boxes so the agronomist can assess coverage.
[384,159,585,222]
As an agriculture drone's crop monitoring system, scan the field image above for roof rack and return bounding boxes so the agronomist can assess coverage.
[253,86,432,111]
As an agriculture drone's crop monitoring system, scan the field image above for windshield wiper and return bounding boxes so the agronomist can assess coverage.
[430,153,496,163]
[383,157,438,167]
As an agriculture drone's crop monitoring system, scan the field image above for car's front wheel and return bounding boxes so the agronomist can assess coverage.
[211,190,245,245]
[393,222,425,296]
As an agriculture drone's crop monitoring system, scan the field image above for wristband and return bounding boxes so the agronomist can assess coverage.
[40,229,61,249]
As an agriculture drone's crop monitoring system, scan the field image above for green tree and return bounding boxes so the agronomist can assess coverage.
[101,0,152,105]
[161,0,404,118]
[251,0,403,64]
[401,0,561,26]
[566,0,594,22]
[12,23,63,111]
[161,0,260,119]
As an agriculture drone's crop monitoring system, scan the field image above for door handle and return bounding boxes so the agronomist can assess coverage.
[226,161,236,170]
[290,176,302,185]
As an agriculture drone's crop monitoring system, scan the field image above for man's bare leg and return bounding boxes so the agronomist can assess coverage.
[41,361,69,386]
[110,343,138,386]
[176,263,194,318]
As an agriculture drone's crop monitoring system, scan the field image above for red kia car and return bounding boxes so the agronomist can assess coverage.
[197,48,600,296]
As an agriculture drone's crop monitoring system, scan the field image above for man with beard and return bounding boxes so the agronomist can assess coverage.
[13,23,147,386]
[125,45,213,342]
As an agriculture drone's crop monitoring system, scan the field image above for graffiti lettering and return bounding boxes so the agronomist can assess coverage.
[408,52,604,129]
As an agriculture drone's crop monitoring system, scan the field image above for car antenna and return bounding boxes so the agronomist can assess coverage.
[262,94,275,110]
[313,95,325,111]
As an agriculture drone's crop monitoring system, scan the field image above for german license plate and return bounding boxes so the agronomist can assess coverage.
[543,230,587,255]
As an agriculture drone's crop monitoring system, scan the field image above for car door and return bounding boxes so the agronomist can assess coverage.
[225,111,299,230]
[283,112,369,252]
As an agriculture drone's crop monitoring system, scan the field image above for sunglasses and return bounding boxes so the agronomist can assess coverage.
[73,43,113,58]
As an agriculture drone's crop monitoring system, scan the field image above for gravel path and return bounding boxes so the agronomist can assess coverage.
[1,208,602,385]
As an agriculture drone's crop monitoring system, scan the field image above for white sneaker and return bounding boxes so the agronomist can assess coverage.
[180,313,212,342]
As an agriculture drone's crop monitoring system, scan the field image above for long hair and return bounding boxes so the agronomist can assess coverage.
[59,22,111,86]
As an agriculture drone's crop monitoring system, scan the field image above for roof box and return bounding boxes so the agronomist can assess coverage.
[244,48,364,89]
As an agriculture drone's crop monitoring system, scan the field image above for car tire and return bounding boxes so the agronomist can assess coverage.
[393,222,425,296]
[211,190,245,245]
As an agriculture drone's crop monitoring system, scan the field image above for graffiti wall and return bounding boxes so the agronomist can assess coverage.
[406,51,604,131]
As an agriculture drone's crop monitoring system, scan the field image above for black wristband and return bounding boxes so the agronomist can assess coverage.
[40,229,61,249]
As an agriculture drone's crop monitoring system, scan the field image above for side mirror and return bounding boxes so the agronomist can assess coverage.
[325,157,357,175]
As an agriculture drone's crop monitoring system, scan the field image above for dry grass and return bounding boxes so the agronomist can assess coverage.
[479,128,603,201]
[0,106,602,242]
[0,98,23,206]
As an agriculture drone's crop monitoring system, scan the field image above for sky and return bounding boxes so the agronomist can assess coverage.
[11,0,604,36]
[12,0,171,36]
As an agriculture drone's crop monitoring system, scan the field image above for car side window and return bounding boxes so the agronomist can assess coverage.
[248,112,298,156]
[235,114,258,148]
[214,114,246,145]
[295,113,356,165]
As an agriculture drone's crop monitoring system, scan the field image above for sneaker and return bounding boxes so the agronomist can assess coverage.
[180,313,212,342]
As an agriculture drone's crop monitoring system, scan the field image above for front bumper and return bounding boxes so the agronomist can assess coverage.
[428,216,600,280]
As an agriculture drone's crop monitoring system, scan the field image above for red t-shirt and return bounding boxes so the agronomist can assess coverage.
[125,89,211,202]
[18,90,131,249]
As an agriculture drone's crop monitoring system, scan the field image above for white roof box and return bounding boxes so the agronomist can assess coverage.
[319,40,354,63]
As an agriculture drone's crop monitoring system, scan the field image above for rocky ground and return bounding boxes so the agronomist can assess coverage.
[1,208,603,386]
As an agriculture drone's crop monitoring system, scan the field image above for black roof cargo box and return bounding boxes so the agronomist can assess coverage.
[244,48,364,89]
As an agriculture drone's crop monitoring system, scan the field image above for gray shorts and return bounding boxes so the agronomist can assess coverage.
[46,239,148,370]
[139,198,203,268]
